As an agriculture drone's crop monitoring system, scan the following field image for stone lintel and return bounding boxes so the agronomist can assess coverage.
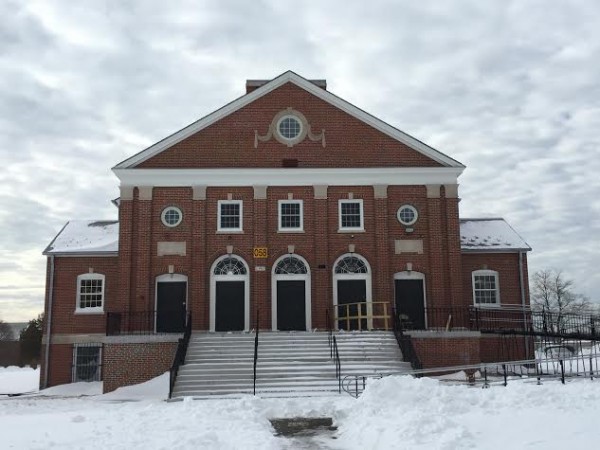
[120,186,134,200]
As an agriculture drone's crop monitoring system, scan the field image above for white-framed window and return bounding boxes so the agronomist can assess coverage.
[339,199,364,231]
[397,204,418,226]
[217,200,243,232]
[76,273,105,313]
[278,200,303,232]
[72,343,102,382]
[161,206,183,227]
[277,115,303,141]
[472,270,500,307]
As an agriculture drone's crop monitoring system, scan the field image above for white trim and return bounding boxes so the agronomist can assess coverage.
[155,273,188,333]
[113,71,464,169]
[209,254,250,332]
[471,270,501,307]
[332,253,372,330]
[271,254,312,331]
[396,204,418,226]
[394,271,427,328]
[278,199,304,232]
[75,273,105,313]
[338,199,364,232]
[161,206,183,228]
[217,200,243,232]
[276,114,303,141]
[114,167,463,188]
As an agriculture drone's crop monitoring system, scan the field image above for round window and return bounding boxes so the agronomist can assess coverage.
[161,206,182,227]
[277,115,302,140]
[397,205,418,226]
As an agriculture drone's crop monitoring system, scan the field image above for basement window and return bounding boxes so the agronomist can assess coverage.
[72,344,102,382]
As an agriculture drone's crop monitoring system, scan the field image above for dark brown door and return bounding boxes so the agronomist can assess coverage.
[156,281,187,333]
[277,280,306,331]
[394,279,425,330]
[337,280,367,330]
[216,281,245,331]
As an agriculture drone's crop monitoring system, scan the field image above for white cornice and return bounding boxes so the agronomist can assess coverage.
[113,70,465,169]
[113,167,463,187]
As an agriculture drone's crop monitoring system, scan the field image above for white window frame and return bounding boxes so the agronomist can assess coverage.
[472,270,501,307]
[75,273,105,314]
[397,204,419,226]
[278,199,304,232]
[217,200,243,232]
[161,206,183,228]
[338,199,364,232]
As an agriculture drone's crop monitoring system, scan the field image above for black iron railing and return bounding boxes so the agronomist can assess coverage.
[470,306,600,339]
[253,308,259,396]
[392,306,423,371]
[332,335,341,393]
[326,308,342,392]
[169,312,192,398]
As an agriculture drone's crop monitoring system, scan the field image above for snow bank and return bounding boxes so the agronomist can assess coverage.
[39,381,102,397]
[0,367,39,395]
[334,375,600,449]
[99,372,169,401]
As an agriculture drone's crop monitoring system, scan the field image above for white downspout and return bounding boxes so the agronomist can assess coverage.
[518,251,529,359]
[43,255,55,388]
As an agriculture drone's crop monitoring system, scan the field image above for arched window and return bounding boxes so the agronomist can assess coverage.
[334,256,368,274]
[472,270,500,307]
[274,256,308,274]
[213,256,247,275]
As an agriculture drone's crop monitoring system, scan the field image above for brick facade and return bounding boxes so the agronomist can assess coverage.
[41,72,531,391]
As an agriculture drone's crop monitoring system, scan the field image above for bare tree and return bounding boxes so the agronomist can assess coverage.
[531,269,592,334]
[0,320,13,341]
[532,269,591,313]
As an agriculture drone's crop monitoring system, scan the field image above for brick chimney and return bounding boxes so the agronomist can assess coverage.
[246,79,327,94]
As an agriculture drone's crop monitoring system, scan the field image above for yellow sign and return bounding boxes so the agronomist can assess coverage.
[253,247,268,259]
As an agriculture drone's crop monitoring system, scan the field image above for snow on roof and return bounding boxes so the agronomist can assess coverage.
[460,218,531,252]
[44,220,119,255]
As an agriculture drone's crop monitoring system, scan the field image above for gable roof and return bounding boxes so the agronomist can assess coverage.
[114,70,464,169]
[460,218,531,252]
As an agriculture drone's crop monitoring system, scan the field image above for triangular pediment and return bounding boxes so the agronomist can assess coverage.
[113,71,464,170]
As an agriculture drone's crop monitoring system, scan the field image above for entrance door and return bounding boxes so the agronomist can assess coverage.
[156,281,186,333]
[215,281,245,331]
[394,279,425,330]
[277,280,306,331]
[337,280,367,330]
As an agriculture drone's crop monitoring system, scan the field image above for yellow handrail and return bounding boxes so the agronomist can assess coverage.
[335,301,392,331]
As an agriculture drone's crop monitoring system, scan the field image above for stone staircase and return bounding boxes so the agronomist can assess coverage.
[171,331,410,399]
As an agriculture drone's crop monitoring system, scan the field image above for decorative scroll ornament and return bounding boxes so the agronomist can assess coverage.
[255,107,325,148]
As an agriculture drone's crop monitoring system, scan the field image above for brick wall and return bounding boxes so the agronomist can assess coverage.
[411,335,481,369]
[103,342,177,393]
[138,82,442,169]
[461,252,529,307]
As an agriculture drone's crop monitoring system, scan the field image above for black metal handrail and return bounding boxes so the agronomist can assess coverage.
[326,308,333,358]
[332,335,341,393]
[168,311,192,398]
[392,306,423,371]
[253,308,259,396]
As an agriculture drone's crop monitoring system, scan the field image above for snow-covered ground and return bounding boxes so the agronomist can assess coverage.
[1,366,599,449]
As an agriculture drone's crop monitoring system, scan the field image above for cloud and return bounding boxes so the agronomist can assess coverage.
[1,0,599,320]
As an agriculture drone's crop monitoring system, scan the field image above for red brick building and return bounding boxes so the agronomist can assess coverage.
[41,71,531,391]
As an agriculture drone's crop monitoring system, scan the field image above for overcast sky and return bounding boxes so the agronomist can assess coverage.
[1,0,599,321]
